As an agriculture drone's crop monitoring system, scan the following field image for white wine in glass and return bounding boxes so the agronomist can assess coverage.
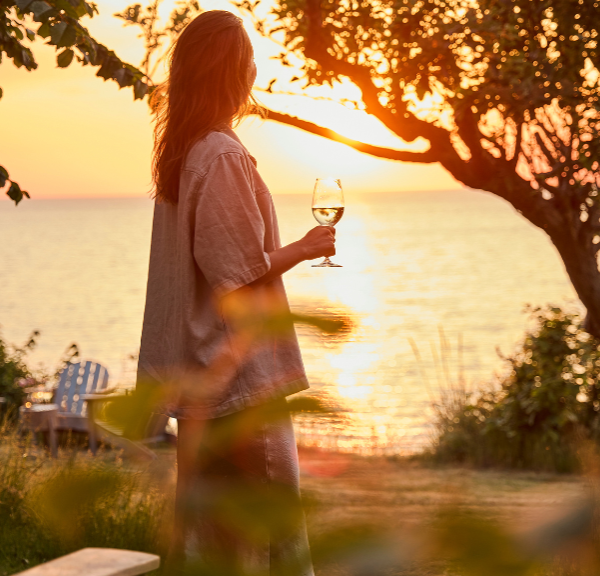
[311,177,344,267]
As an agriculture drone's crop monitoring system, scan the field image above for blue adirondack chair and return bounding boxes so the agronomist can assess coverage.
[21,360,169,459]
[53,361,110,426]
[20,361,110,456]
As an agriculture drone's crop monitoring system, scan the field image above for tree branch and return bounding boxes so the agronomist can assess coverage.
[509,121,524,170]
[262,110,438,163]
[534,130,558,168]
[302,0,442,145]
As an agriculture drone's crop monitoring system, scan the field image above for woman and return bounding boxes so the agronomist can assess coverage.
[136,10,335,576]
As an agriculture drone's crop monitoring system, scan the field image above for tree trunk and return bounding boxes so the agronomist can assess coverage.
[439,156,600,340]
[424,153,599,338]
[547,226,600,339]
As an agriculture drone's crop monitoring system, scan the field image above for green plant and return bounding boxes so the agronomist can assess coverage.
[0,422,170,575]
[0,331,39,417]
[432,306,600,472]
[0,421,57,574]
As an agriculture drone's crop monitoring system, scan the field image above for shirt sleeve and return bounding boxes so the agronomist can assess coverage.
[193,152,271,297]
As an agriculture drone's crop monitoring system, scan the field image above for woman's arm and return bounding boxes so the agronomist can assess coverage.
[248,226,336,286]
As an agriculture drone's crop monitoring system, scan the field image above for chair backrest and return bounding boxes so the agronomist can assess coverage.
[54,361,109,416]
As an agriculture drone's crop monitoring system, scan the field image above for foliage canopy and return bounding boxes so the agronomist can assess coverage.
[244,0,600,193]
[242,0,600,336]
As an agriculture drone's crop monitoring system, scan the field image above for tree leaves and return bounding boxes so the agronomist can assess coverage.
[114,0,201,80]
[0,166,30,204]
[0,166,9,189]
[56,48,74,67]
[134,78,149,100]
[113,67,133,88]
[3,0,151,99]
[15,0,34,11]
[6,182,30,205]
[251,0,600,182]
[29,1,53,21]
[36,22,51,38]
[50,21,76,47]
[251,0,600,202]
[0,164,31,204]
[2,0,153,205]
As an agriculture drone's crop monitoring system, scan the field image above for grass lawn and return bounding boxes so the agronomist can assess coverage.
[299,448,590,576]
[299,448,585,529]
[0,434,594,576]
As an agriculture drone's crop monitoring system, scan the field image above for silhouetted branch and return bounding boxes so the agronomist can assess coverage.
[510,121,524,170]
[263,109,438,163]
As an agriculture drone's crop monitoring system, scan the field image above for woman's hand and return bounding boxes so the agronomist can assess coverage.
[298,226,336,260]
[246,226,336,288]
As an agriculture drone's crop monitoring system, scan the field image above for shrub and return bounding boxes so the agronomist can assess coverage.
[0,331,39,417]
[432,306,600,472]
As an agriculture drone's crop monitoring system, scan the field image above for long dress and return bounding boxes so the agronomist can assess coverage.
[137,127,314,576]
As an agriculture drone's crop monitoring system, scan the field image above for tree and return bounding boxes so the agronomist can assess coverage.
[0,0,152,204]
[236,0,600,337]
[113,0,201,82]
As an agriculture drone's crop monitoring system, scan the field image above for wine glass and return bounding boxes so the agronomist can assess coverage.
[311,177,344,267]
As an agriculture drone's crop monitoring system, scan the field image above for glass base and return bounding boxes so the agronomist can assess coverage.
[312,257,342,267]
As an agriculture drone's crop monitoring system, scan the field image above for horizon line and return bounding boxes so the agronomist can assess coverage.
[0,187,470,202]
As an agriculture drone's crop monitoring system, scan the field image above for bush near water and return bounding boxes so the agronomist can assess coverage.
[0,332,37,420]
[432,306,600,472]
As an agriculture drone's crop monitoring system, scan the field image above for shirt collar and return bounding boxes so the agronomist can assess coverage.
[221,127,258,167]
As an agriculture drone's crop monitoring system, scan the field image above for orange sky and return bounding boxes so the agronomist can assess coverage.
[0,0,461,199]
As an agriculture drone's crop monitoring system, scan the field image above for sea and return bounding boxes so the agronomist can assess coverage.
[0,191,577,454]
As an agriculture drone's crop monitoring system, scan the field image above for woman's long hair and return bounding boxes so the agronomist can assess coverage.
[151,11,257,204]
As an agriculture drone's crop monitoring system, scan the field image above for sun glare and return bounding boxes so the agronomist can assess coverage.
[262,78,429,153]
[1,0,459,200]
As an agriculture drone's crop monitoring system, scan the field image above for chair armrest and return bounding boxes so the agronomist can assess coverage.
[84,393,126,456]
[20,403,59,414]
[81,390,122,402]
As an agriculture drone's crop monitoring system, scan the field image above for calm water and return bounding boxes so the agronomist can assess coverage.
[0,191,577,453]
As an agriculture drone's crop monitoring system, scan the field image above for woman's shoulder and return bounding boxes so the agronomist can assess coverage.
[183,130,247,176]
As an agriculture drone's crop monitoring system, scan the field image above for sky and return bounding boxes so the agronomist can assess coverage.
[0,0,462,199]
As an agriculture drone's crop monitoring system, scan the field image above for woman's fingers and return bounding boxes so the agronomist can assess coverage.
[322,227,336,256]
[300,226,337,259]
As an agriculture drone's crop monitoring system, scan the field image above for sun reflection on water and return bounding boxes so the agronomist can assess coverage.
[287,197,443,455]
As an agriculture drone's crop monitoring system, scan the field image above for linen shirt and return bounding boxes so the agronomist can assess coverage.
[137,128,309,419]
